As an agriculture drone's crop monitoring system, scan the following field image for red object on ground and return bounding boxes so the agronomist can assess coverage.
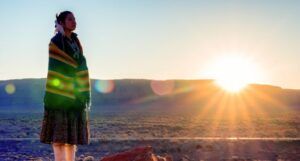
[99,145,173,161]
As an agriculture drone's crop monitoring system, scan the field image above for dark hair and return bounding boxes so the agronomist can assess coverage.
[56,11,73,25]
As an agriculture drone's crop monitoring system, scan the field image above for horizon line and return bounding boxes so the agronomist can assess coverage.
[0,77,299,90]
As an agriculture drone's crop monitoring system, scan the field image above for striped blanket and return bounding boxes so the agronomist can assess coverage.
[44,32,91,111]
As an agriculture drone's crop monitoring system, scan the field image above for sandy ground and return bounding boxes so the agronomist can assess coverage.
[0,138,299,161]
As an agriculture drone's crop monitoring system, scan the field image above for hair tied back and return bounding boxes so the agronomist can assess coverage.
[54,13,65,35]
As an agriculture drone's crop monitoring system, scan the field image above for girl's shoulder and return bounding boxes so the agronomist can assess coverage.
[50,32,63,44]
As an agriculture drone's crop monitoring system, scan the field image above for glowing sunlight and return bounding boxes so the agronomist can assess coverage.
[205,53,263,93]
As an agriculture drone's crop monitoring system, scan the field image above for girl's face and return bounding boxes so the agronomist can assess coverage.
[62,13,76,31]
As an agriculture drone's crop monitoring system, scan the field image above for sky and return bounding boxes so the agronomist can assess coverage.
[0,0,299,89]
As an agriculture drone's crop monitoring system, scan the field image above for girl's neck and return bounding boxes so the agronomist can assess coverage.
[64,30,72,40]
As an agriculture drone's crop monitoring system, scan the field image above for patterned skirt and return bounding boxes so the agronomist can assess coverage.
[39,106,90,145]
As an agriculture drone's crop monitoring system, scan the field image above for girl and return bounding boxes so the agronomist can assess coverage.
[40,11,91,161]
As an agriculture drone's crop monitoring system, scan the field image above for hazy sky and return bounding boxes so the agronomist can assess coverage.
[0,0,299,89]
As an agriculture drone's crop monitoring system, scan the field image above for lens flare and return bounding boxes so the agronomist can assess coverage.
[150,80,174,95]
[52,79,60,87]
[5,83,15,94]
[94,80,114,93]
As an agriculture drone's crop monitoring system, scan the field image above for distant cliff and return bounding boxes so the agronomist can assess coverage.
[0,78,299,113]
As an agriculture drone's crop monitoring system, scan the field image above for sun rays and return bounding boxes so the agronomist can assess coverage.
[181,83,291,138]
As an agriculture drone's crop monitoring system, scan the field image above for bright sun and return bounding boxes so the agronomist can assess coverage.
[203,54,263,93]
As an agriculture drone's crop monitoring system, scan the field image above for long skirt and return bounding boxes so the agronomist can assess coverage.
[39,106,90,145]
